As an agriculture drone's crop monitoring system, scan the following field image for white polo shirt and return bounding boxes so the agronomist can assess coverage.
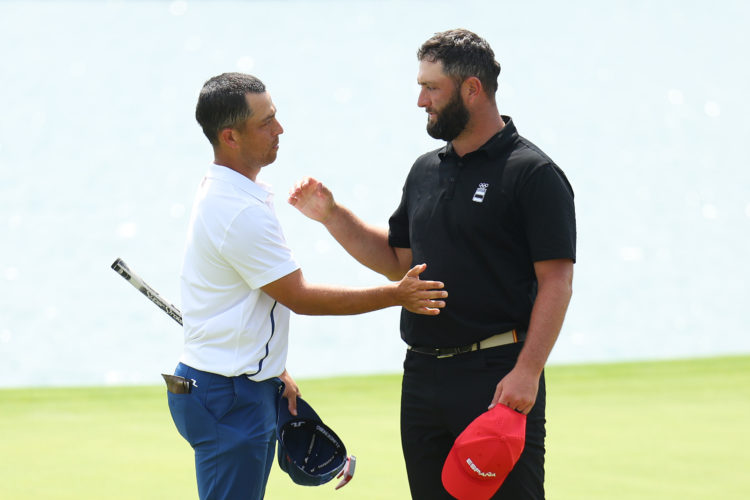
[179,164,299,381]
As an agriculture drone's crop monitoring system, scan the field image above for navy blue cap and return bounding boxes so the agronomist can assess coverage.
[277,393,348,486]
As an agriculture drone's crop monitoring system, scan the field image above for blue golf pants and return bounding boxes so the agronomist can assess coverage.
[167,363,281,500]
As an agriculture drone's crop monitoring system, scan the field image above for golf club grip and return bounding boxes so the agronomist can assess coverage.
[111,258,183,326]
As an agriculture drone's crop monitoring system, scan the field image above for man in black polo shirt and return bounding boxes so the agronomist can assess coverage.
[289,28,575,499]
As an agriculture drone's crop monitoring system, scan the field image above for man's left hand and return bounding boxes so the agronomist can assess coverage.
[279,369,301,416]
[488,366,539,415]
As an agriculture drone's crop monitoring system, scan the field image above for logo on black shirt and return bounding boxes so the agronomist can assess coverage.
[472,183,489,203]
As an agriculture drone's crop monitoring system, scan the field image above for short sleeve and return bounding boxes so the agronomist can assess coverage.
[518,164,577,263]
[388,182,411,248]
[220,204,300,289]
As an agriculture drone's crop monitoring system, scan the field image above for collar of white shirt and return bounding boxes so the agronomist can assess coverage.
[206,163,273,202]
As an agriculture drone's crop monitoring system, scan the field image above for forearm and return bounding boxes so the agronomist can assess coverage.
[490,259,573,413]
[261,267,445,317]
[288,177,409,279]
[286,282,399,316]
[515,271,573,376]
[323,204,407,280]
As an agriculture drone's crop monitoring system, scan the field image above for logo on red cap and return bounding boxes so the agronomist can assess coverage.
[466,457,496,478]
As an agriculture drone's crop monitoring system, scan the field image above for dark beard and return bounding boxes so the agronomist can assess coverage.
[426,89,469,141]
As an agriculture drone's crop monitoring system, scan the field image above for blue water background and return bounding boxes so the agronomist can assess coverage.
[1,1,749,387]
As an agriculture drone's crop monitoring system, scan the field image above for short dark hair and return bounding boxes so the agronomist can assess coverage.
[417,29,501,97]
[195,73,266,146]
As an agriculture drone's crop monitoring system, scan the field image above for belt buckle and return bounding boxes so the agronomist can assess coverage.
[436,344,473,359]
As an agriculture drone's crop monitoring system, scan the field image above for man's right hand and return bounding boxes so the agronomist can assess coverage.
[288,177,335,223]
[287,176,417,283]
[396,263,447,315]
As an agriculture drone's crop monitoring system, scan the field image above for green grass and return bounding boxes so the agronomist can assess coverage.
[1,355,748,499]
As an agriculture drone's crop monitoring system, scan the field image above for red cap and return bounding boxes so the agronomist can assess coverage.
[441,405,526,500]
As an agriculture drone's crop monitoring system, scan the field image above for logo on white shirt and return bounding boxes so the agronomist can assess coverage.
[472,183,489,203]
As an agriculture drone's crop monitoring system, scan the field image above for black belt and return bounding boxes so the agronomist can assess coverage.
[407,330,524,359]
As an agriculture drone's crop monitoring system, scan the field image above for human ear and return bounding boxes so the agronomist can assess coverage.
[218,128,239,149]
[462,76,483,102]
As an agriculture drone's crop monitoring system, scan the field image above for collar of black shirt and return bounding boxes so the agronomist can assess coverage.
[438,115,518,162]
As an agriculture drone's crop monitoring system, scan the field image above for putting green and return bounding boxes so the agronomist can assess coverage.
[1,355,747,499]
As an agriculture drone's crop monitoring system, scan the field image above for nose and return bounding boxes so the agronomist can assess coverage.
[417,88,429,108]
[274,118,283,135]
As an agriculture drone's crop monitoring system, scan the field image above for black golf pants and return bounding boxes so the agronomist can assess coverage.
[400,342,546,500]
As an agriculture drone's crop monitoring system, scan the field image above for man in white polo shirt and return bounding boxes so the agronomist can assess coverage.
[165,72,448,500]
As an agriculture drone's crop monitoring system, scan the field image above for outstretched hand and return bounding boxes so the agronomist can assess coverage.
[288,177,334,223]
[396,263,447,315]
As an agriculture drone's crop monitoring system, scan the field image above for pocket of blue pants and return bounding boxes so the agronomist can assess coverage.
[203,377,237,421]
[167,391,217,447]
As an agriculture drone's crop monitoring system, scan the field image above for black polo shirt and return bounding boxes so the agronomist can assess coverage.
[388,116,576,348]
